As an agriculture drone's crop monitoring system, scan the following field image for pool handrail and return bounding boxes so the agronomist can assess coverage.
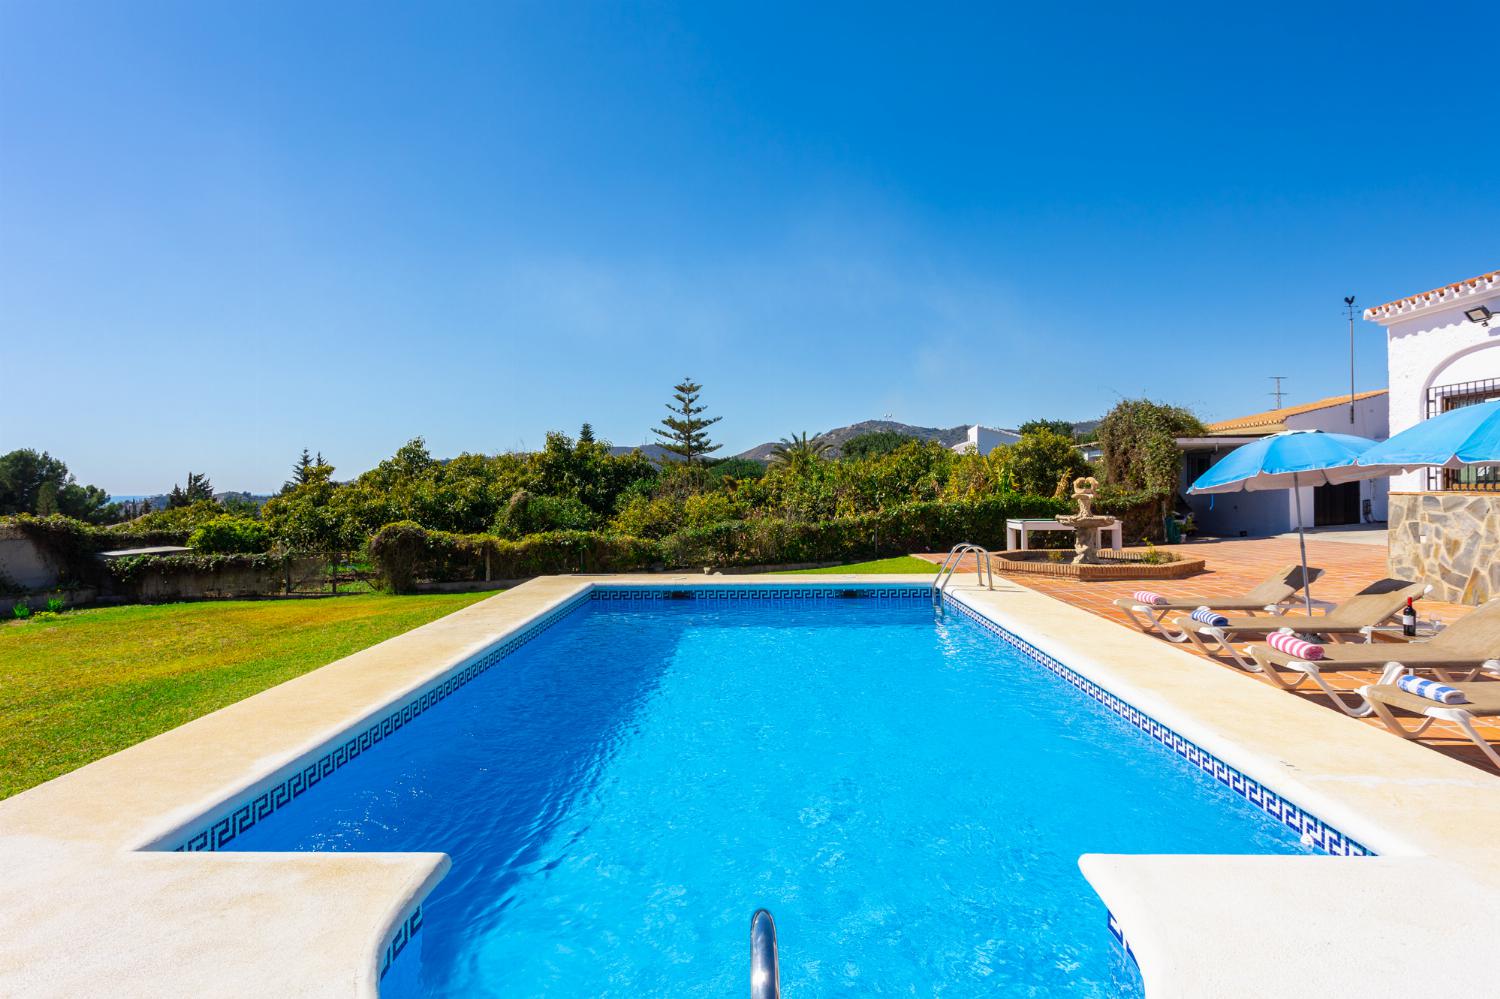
[750,908,780,999]
[932,542,994,604]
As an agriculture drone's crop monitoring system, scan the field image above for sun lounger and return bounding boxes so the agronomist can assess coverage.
[1112,564,1326,641]
[1360,678,1500,771]
[1243,599,1500,716]
[1172,578,1430,669]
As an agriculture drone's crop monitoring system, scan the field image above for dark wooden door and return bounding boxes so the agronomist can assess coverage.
[1313,481,1360,526]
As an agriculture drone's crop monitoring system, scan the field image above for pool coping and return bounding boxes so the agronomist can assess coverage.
[1,573,1497,997]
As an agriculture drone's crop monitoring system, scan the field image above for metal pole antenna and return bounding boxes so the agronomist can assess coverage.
[1344,295,1357,424]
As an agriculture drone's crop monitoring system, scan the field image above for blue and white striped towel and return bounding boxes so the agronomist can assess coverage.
[1190,607,1229,628]
[1396,674,1468,705]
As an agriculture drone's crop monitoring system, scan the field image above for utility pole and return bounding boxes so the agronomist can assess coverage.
[1269,376,1287,408]
[1344,295,1358,424]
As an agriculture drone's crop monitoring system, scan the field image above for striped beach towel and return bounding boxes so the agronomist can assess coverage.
[1133,590,1168,606]
[1396,675,1468,705]
[1190,607,1229,628]
[1267,630,1324,660]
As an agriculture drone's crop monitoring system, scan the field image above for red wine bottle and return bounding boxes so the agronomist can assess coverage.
[1401,597,1417,637]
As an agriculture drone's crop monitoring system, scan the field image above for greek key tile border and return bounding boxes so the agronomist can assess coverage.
[166,588,595,853]
[590,584,931,600]
[379,905,423,979]
[165,584,929,853]
[941,594,1372,858]
[1106,910,1138,970]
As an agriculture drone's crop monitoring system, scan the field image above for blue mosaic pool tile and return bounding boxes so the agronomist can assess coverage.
[940,593,1372,858]
[169,588,595,852]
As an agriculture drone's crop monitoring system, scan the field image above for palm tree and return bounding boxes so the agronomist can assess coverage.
[770,431,833,464]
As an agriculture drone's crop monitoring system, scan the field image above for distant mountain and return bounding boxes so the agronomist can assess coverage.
[736,420,977,461]
[607,443,682,462]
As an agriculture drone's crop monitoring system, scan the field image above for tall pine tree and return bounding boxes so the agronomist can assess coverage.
[651,379,722,464]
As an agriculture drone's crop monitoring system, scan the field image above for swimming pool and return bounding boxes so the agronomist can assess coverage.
[220,587,1320,996]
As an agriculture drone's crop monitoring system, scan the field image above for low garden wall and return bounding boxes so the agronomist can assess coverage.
[110,554,327,601]
[1388,492,1500,604]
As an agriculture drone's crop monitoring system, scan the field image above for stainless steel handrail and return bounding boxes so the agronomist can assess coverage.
[750,909,780,999]
[931,542,994,605]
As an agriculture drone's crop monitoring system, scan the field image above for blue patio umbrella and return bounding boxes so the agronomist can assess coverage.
[1353,398,1500,477]
[1187,430,1378,614]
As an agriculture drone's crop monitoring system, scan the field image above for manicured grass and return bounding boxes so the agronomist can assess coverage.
[0,592,493,799]
[788,556,940,574]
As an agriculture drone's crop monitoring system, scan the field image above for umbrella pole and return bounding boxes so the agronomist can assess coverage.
[1293,471,1313,615]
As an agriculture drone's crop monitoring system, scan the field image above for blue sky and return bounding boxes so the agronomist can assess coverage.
[2,1,1495,493]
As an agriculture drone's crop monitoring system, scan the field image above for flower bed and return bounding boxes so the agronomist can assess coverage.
[993,548,1205,580]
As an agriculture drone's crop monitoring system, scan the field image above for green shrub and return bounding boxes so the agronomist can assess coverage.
[188,516,271,554]
[493,491,596,539]
[12,601,30,619]
[610,495,685,539]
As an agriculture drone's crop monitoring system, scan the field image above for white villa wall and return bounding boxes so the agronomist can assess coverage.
[952,425,1021,456]
[1284,392,1390,523]
[1379,290,1500,491]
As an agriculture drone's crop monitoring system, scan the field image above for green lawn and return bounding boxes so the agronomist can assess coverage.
[0,592,492,800]
[788,555,939,574]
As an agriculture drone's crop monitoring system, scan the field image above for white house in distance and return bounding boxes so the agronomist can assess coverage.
[1363,269,1500,602]
[1178,390,1389,538]
[950,425,1021,456]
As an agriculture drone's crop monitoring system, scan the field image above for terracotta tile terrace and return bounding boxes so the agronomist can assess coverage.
[918,536,1495,771]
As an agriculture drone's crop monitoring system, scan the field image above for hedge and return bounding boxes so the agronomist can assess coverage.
[2,514,194,587]
[103,552,287,584]
[368,522,662,592]
[367,494,1077,591]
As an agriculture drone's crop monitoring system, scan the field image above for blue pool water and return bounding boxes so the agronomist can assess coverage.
[230,591,1310,996]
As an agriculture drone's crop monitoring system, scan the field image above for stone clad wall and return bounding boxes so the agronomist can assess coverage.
[1388,492,1500,604]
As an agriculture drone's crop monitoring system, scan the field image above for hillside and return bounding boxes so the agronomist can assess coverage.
[736,420,975,461]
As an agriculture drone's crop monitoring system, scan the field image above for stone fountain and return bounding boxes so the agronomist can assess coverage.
[1056,476,1116,565]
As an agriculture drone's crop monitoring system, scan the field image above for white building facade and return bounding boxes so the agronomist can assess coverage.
[1364,270,1500,603]
[1365,270,1500,491]
[950,425,1021,457]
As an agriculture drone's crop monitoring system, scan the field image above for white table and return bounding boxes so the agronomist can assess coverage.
[1005,517,1122,551]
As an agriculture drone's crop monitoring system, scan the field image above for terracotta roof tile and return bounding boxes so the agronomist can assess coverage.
[1205,389,1387,434]
[1363,270,1499,321]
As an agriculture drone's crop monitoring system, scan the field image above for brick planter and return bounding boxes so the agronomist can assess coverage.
[993,549,1205,580]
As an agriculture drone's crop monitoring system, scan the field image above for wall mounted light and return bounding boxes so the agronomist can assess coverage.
[1464,304,1494,327]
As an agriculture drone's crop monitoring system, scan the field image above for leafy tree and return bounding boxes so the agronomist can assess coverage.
[0,449,117,523]
[167,472,215,508]
[128,499,227,533]
[770,431,832,465]
[1018,419,1077,439]
[709,456,766,482]
[1096,400,1204,494]
[283,449,320,493]
[651,378,722,464]
[188,516,271,553]
[999,430,1093,496]
[493,489,596,539]
[840,431,916,460]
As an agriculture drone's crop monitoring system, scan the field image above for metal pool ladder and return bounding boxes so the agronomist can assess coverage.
[751,909,780,999]
[932,542,994,606]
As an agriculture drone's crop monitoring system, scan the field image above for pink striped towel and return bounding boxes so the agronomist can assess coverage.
[1133,590,1168,606]
[1267,631,1324,660]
